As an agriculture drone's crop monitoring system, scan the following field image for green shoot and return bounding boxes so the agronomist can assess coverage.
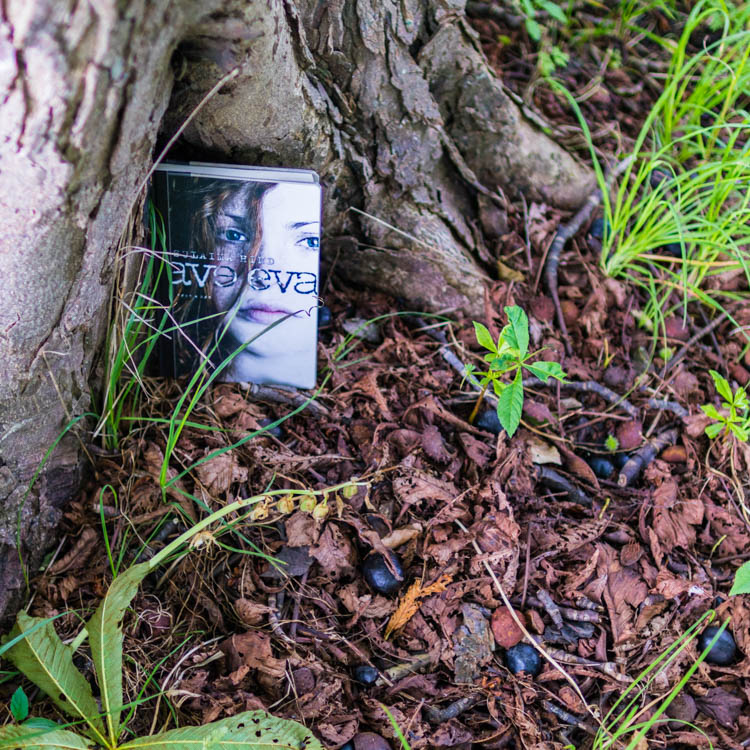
[604,434,619,452]
[468,306,566,437]
[701,369,750,442]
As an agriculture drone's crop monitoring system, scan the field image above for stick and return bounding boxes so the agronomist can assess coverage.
[617,427,678,486]
[523,377,638,418]
[536,466,593,507]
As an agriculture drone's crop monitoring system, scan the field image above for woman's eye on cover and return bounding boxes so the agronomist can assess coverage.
[220,229,249,243]
[296,236,320,249]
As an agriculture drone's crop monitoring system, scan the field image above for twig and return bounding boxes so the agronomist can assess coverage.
[424,696,479,724]
[664,312,728,373]
[617,427,678,487]
[268,593,295,645]
[536,466,593,507]
[646,397,688,417]
[537,589,565,629]
[542,701,598,735]
[241,382,329,416]
[524,377,638,418]
[545,158,633,355]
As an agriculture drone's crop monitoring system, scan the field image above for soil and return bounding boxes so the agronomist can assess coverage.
[4,5,749,749]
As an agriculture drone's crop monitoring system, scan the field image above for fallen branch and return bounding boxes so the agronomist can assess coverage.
[424,696,479,724]
[617,427,678,486]
[536,465,593,507]
[524,377,638,418]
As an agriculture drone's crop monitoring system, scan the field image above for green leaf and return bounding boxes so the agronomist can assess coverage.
[709,370,733,404]
[86,562,150,744]
[731,423,749,442]
[503,306,529,360]
[524,360,565,382]
[701,403,721,420]
[539,0,567,24]
[0,724,91,750]
[705,422,724,439]
[525,17,542,41]
[11,686,29,722]
[473,322,497,354]
[730,560,750,596]
[497,368,524,438]
[734,387,748,412]
[119,711,325,750]
[23,720,61,731]
[2,613,106,745]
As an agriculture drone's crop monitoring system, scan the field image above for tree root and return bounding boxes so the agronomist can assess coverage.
[617,427,678,487]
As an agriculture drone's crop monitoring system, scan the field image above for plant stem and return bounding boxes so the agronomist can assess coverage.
[468,382,489,424]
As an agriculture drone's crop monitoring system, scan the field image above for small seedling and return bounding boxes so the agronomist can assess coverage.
[604,434,619,452]
[701,369,750,441]
[467,306,566,437]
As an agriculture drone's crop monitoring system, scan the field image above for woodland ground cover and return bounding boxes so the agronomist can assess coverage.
[2,2,750,749]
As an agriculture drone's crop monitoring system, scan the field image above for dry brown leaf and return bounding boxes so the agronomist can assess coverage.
[385,574,451,639]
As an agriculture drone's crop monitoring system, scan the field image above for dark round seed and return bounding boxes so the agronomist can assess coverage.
[353,665,379,685]
[587,456,615,479]
[361,551,404,596]
[318,305,332,328]
[613,452,630,470]
[699,625,737,666]
[661,242,683,258]
[588,217,610,242]
[476,409,502,435]
[341,743,355,750]
[259,418,283,439]
[505,643,542,677]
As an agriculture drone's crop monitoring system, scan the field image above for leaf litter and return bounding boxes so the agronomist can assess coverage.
[10,8,750,750]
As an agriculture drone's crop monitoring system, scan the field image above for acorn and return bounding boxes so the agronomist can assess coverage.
[361,551,404,596]
[699,625,737,666]
[505,643,542,677]
[476,408,502,435]
[352,665,379,685]
[587,456,615,479]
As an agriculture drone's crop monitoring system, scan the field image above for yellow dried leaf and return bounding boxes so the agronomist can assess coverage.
[385,574,451,639]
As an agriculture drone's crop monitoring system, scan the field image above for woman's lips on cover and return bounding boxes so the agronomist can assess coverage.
[236,304,296,323]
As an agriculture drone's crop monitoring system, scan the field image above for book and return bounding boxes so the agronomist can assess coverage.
[149,162,322,389]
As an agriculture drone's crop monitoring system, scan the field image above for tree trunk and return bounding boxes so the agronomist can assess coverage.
[0,0,590,620]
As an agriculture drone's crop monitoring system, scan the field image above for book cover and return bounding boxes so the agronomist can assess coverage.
[150,163,321,389]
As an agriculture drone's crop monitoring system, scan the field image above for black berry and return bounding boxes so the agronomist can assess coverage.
[259,418,283,439]
[613,452,630,470]
[353,665,379,685]
[588,217,611,242]
[699,626,737,666]
[505,643,542,677]
[588,456,615,479]
[318,305,332,328]
[476,409,502,435]
[361,551,404,596]
[341,744,354,750]
[661,242,683,258]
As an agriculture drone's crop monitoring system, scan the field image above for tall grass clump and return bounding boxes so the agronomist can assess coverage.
[598,1,750,339]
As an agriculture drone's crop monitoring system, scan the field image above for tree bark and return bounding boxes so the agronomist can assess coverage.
[0,0,590,620]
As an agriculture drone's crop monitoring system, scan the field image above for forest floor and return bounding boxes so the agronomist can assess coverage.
[7,4,750,750]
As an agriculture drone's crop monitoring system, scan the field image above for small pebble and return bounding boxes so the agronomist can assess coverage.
[318,305,332,328]
[587,456,615,479]
[352,665,379,685]
[588,217,611,242]
[361,551,404,596]
[476,409,502,435]
[353,732,391,750]
[505,643,542,677]
[342,318,381,343]
[699,625,737,665]
[259,418,283,439]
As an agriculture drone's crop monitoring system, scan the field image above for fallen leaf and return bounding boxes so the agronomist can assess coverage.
[527,436,561,465]
[385,575,451,639]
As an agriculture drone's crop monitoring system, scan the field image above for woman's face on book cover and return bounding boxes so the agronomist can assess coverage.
[212,182,321,360]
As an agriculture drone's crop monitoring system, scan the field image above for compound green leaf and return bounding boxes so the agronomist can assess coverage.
[730,561,750,596]
[120,711,324,750]
[473,322,496,353]
[524,360,566,382]
[503,306,529,360]
[0,724,92,750]
[709,370,733,404]
[497,368,524,438]
[2,613,105,745]
[86,562,150,744]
